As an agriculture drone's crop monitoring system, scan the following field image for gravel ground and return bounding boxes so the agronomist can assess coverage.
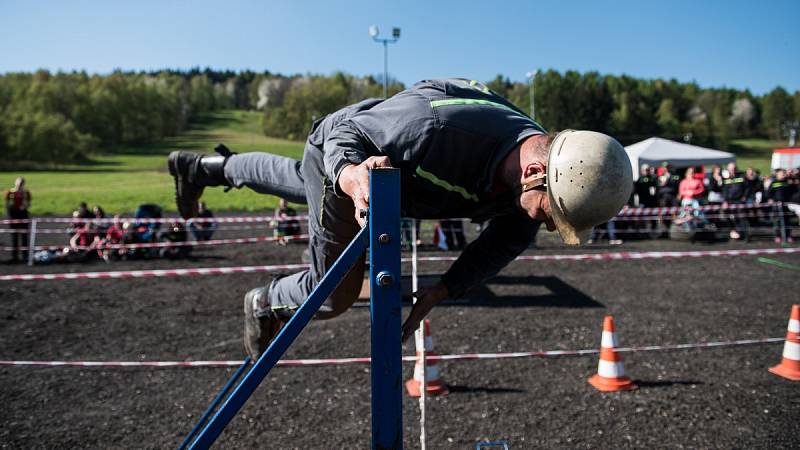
[1,222,798,449]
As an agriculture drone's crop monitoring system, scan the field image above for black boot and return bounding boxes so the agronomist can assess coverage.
[243,287,283,361]
[167,144,234,219]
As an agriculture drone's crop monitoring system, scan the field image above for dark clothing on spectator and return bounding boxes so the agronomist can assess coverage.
[273,206,302,239]
[657,174,680,207]
[440,219,466,250]
[722,171,747,203]
[744,176,762,203]
[5,188,31,261]
[634,175,657,207]
[189,208,217,241]
[766,179,793,203]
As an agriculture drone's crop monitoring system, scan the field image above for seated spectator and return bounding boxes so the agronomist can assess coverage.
[678,167,705,208]
[93,205,108,234]
[69,202,93,234]
[272,198,301,245]
[188,201,217,241]
[64,222,101,262]
[98,215,127,261]
[159,220,191,259]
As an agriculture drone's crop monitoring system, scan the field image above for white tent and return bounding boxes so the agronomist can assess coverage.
[625,137,735,180]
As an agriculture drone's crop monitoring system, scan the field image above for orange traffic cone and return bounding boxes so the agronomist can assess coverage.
[768,304,800,381]
[588,316,637,392]
[405,319,449,397]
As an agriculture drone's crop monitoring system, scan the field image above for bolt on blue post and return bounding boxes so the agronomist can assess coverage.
[369,168,403,450]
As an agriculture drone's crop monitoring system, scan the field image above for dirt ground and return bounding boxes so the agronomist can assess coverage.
[1,220,798,449]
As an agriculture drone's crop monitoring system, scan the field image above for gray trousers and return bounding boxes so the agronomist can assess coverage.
[224,144,365,321]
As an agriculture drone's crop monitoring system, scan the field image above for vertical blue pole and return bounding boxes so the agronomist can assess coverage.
[369,169,403,450]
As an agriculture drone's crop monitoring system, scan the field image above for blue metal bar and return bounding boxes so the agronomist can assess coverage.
[188,225,370,449]
[178,357,251,450]
[369,169,403,450]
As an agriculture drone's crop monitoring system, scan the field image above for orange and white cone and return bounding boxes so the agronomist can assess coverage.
[588,316,637,392]
[768,304,800,381]
[405,319,449,397]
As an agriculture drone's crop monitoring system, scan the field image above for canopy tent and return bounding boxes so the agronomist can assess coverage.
[625,137,735,180]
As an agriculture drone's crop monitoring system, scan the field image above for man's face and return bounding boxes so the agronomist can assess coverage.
[524,190,556,231]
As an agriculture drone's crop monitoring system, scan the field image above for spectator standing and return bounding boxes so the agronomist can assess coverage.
[4,177,31,262]
[439,219,466,250]
[744,168,762,205]
[765,169,794,243]
[272,198,301,245]
[656,164,680,207]
[722,162,747,240]
[188,201,217,241]
[706,165,725,204]
[678,167,705,208]
[634,165,657,208]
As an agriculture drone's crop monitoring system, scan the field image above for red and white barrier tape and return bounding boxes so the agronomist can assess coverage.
[2,246,797,282]
[1,234,309,252]
[0,263,309,281]
[409,246,800,264]
[617,202,788,217]
[0,215,309,225]
[3,203,794,225]
[0,337,783,368]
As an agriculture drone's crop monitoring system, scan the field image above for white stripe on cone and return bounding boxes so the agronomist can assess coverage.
[597,359,626,379]
[783,341,800,361]
[788,319,799,333]
[601,330,618,348]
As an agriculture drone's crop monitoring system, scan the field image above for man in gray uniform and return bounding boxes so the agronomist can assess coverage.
[168,78,632,360]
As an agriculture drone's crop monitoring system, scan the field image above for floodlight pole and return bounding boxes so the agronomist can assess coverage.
[370,26,401,98]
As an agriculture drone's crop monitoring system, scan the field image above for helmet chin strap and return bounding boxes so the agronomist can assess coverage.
[519,173,547,194]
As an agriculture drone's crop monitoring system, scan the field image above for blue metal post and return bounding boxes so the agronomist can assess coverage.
[369,168,403,450]
[178,357,251,450]
[187,225,369,449]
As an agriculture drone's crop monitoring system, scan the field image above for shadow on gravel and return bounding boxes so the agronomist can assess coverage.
[447,385,526,394]
[634,380,704,389]
[451,275,603,309]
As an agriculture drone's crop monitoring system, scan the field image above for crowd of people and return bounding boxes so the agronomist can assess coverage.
[2,183,221,263]
[6,164,800,263]
[626,162,800,243]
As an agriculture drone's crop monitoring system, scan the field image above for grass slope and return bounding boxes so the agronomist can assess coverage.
[1,110,783,216]
[0,111,304,216]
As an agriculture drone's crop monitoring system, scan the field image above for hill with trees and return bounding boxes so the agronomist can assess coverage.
[1,68,797,169]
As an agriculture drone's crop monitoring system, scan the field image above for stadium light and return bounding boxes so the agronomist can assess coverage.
[369,24,401,99]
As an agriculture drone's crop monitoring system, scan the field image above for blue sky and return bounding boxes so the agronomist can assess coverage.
[1,0,798,94]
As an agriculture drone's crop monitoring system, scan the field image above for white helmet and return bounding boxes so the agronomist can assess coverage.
[546,130,633,245]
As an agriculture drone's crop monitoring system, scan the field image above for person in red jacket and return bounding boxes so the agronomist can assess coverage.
[4,177,32,262]
[678,167,705,208]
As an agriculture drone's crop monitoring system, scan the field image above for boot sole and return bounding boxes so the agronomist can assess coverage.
[167,151,201,219]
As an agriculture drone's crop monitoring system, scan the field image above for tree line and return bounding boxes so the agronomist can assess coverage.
[1,68,798,167]
[487,72,799,148]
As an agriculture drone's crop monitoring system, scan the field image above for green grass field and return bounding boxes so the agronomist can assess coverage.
[0,110,783,216]
[0,111,304,216]
[728,138,784,174]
